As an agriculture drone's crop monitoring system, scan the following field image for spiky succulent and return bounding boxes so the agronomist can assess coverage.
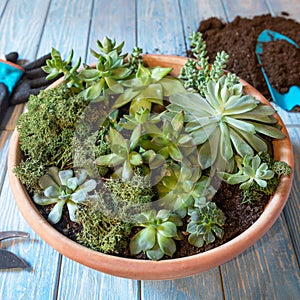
[130,209,183,260]
[43,37,133,100]
[33,167,97,224]
[169,77,285,171]
[219,154,275,190]
[187,202,226,247]
[179,31,239,96]
[113,63,186,115]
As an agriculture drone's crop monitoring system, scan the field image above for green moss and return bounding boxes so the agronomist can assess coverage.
[14,84,88,190]
[76,176,156,253]
[76,196,132,254]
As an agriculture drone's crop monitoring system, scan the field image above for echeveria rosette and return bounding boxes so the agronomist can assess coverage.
[169,77,285,171]
[158,163,216,218]
[33,167,97,224]
[219,154,275,190]
[113,63,186,115]
[187,202,226,248]
[129,209,183,260]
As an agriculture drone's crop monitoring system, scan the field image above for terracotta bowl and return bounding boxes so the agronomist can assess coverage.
[8,55,294,280]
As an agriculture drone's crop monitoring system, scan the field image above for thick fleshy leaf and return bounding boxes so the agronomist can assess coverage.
[157,222,178,237]
[121,160,134,180]
[219,121,233,160]
[130,98,152,115]
[136,64,151,85]
[105,77,124,93]
[239,180,253,190]
[198,128,220,169]
[146,243,164,260]
[169,144,182,162]
[33,194,58,205]
[71,190,88,203]
[38,174,58,190]
[160,77,186,96]
[129,227,156,254]
[113,88,140,108]
[111,67,131,79]
[156,209,170,221]
[59,170,74,186]
[224,116,256,134]
[248,121,285,139]
[227,174,249,185]
[45,167,61,186]
[66,177,79,191]
[204,230,215,243]
[157,233,176,257]
[67,201,78,222]
[211,225,224,238]
[254,178,267,188]
[236,129,268,153]
[47,201,65,224]
[229,128,254,157]
[151,67,172,82]
[44,185,60,198]
[190,122,217,145]
[188,232,204,247]
[78,68,101,81]
[79,179,97,193]
[75,169,88,186]
[82,79,105,100]
[129,152,143,166]
[95,153,121,166]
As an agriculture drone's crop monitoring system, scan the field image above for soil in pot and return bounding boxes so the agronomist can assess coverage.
[196,14,300,111]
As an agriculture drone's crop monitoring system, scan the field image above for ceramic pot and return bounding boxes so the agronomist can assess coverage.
[8,55,293,280]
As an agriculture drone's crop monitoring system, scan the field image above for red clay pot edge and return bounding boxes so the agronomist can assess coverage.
[7,54,294,280]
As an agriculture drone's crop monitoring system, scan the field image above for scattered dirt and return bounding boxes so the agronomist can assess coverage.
[196,14,300,110]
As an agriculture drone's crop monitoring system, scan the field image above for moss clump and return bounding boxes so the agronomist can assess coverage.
[76,176,156,253]
[14,84,88,190]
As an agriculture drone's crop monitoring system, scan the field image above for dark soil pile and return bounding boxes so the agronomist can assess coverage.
[196,14,300,109]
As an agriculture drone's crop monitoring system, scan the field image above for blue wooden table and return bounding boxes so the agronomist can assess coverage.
[0,1,299,299]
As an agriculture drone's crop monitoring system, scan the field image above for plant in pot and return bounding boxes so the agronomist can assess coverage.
[8,33,293,280]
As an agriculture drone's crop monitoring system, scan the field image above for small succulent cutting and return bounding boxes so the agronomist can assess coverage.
[130,209,183,260]
[187,202,226,247]
[33,167,97,224]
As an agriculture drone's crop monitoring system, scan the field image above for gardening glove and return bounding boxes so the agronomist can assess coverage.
[0,51,62,120]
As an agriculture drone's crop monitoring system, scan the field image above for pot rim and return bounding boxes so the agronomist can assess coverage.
[7,54,294,280]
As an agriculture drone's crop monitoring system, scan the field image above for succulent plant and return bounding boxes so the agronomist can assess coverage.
[33,167,97,224]
[169,76,285,171]
[94,127,145,180]
[141,111,195,163]
[219,154,275,190]
[179,32,239,96]
[113,63,186,115]
[43,37,133,100]
[130,209,183,260]
[187,202,226,247]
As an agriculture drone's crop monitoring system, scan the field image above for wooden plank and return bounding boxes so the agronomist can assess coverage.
[0,0,51,60]
[0,131,11,194]
[283,126,300,261]
[37,0,93,62]
[179,0,227,50]
[57,257,140,300]
[221,215,300,299]
[0,104,24,131]
[0,173,61,300]
[141,269,223,300]
[265,0,300,22]
[86,0,136,63]
[222,0,270,22]
[137,0,186,56]
[271,103,300,126]
[0,0,8,18]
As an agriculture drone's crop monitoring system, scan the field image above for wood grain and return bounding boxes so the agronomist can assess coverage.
[271,103,300,126]
[141,269,223,300]
[137,0,186,56]
[0,0,51,60]
[221,215,300,299]
[222,0,269,21]
[0,131,11,194]
[0,173,61,300]
[0,104,24,131]
[86,0,136,63]
[57,257,140,300]
[284,126,300,262]
[0,0,8,17]
[179,0,227,49]
[266,0,300,21]
[37,0,93,62]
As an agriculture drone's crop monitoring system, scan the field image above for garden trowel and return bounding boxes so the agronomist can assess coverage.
[0,231,30,269]
[256,29,300,111]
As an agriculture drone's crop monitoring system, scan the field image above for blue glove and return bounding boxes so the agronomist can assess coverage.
[0,60,24,94]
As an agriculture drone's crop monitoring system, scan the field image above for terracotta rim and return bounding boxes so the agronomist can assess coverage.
[8,54,294,280]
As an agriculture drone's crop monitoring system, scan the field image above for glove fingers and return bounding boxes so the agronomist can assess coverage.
[25,67,47,79]
[23,53,51,70]
[0,83,9,119]
[5,52,19,64]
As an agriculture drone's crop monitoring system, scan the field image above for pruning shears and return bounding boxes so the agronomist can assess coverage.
[0,231,30,270]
